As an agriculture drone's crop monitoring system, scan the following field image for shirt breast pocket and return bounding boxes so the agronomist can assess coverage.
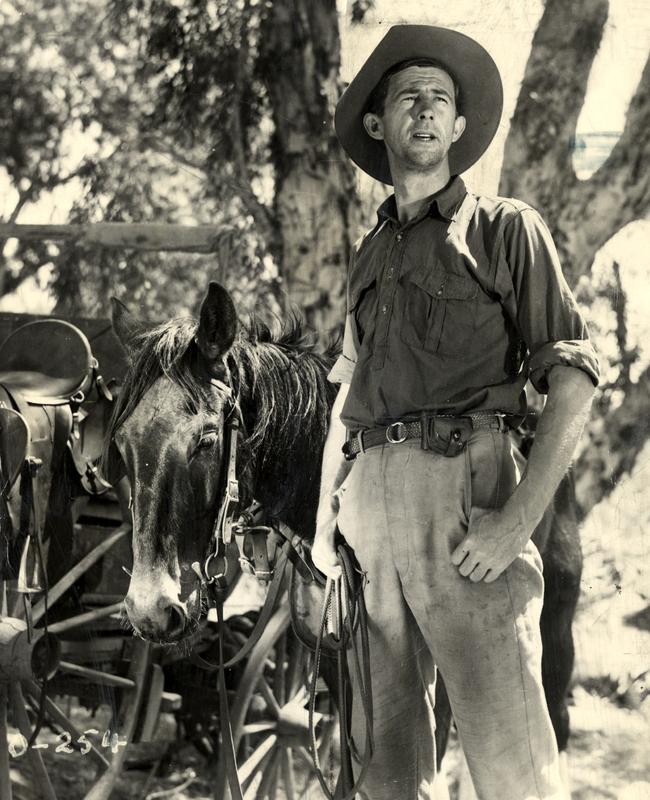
[400,260,479,355]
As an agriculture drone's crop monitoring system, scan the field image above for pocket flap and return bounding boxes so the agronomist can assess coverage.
[408,261,477,300]
[438,272,478,300]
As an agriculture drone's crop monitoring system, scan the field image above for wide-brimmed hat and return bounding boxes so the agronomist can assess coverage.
[335,25,503,184]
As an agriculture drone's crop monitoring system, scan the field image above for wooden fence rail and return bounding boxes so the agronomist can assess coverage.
[0,223,233,254]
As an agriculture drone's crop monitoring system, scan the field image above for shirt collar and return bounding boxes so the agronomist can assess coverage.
[377,175,467,224]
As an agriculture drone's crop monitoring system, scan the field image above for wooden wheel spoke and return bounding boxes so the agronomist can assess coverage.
[30,527,129,624]
[83,638,151,800]
[316,716,336,753]
[256,751,279,800]
[242,749,273,800]
[273,633,287,706]
[23,680,109,769]
[241,720,277,735]
[9,682,57,800]
[238,734,277,785]
[44,602,123,635]
[268,761,279,800]
[295,745,313,768]
[290,685,309,708]
[57,661,135,690]
[0,684,12,800]
[285,637,305,700]
[257,678,282,719]
[281,748,296,800]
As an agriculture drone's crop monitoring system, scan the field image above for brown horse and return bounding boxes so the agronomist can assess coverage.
[107,282,336,642]
[108,281,581,764]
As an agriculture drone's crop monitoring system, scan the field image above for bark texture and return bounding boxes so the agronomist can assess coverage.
[499,0,650,514]
[259,0,360,332]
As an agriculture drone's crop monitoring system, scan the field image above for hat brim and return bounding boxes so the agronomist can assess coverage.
[335,25,503,184]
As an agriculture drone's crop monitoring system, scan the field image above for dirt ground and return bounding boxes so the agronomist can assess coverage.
[8,448,650,799]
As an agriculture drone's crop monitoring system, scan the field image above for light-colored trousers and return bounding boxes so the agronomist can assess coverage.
[335,430,564,800]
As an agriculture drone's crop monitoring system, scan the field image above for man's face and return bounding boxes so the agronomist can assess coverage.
[363,65,466,176]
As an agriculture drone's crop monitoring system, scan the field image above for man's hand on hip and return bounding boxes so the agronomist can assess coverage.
[451,506,531,583]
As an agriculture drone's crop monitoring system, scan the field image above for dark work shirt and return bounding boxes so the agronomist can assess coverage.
[329,176,599,431]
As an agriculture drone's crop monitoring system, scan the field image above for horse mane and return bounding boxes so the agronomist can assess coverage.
[106,313,338,479]
[231,315,337,469]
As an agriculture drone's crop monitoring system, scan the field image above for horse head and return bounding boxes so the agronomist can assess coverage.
[109,282,239,644]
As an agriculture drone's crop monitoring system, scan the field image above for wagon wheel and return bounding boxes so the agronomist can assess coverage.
[0,523,162,800]
[214,603,338,800]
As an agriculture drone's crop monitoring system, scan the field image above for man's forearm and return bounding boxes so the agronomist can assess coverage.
[507,364,595,528]
[315,383,352,539]
[452,364,595,581]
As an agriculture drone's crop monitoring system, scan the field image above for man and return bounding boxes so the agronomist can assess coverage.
[312,25,599,800]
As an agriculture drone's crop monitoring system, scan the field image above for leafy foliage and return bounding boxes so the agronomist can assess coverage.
[0,0,291,319]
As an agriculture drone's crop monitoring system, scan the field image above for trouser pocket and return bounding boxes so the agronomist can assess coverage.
[463,431,514,522]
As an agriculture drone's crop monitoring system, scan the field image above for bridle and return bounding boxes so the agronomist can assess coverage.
[193,376,241,594]
[114,365,305,600]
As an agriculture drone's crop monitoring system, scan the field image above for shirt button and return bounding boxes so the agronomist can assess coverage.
[382,304,388,314]
[396,233,403,242]
[436,288,443,296]
[387,268,394,278]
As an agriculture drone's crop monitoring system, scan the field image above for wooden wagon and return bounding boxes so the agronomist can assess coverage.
[0,224,333,800]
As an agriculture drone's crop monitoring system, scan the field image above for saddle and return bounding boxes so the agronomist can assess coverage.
[0,319,95,405]
[0,319,115,590]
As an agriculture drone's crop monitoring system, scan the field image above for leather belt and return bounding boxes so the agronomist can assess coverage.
[343,412,511,460]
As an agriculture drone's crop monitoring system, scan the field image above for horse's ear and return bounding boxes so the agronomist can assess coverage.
[111,297,147,354]
[196,282,238,368]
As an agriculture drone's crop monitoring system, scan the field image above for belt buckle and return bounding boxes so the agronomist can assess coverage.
[386,421,407,444]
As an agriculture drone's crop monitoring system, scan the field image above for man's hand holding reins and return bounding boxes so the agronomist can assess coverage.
[312,525,342,580]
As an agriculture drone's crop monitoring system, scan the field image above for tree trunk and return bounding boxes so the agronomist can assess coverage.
[499,0,650,513]
[499,0,610,284]
[259,0,361,332]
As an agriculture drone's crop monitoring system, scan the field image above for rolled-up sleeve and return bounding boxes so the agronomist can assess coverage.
[502,207,600,394]
[328,314,358,384]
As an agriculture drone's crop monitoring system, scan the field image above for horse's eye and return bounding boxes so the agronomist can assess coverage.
[197,432,218,450]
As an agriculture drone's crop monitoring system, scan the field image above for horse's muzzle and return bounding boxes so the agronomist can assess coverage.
[124,589,190,643]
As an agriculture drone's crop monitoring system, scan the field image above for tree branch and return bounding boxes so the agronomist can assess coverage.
[5,184,35,226]
[0,181,38,294]
[575,362,650,517]
[500,0,650,285]
[608,261,638,389]
[563,53,650,278]
[217,173,275,239]
[139,133,207,176]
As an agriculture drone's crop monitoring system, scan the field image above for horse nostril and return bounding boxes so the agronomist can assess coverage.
[166,603,187,637]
